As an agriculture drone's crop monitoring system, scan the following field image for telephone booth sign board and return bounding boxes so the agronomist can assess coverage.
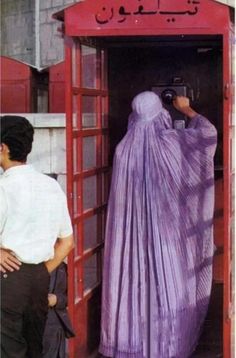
[53,1,234,357]
[56,0,230,36]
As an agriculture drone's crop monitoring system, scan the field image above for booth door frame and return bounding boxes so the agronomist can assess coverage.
[65,36,109,357]
[223,25,235,358]
[64,30,233,358]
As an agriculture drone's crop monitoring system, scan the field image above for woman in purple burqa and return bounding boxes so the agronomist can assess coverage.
[99,92,217,358]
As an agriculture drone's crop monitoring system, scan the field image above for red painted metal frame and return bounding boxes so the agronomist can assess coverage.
[74,40,83,300]
[95,48,103,283]
[222,25,234,358]
[64,36,76,358]
[49,61,65,113]
[56,1,234,357]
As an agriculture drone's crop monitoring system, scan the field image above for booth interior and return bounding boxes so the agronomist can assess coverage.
[105,34,223,355]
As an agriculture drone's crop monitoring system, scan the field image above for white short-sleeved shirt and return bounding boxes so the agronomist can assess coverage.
[0,165,73,264]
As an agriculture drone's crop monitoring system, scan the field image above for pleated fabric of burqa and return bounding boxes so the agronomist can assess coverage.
[99,91,217,358]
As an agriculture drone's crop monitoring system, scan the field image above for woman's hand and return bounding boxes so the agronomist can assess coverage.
[173,96,197,118]
[0,248,22,273]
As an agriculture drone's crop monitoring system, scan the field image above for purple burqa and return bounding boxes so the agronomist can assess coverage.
[99,92,217,358]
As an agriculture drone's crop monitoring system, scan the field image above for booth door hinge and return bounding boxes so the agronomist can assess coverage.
[226,302,234,321]
[224,83,230,100]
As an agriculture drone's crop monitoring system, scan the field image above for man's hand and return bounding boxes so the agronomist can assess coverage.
[48,293,57,307]
[173,96,198,118]
[0,248,22,273]
[44,235,74,274]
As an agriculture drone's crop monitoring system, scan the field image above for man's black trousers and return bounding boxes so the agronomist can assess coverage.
[0,263,50,358]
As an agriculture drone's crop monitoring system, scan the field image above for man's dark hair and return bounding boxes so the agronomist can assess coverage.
[0,116,34,162]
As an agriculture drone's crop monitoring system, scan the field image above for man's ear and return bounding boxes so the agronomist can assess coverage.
[0,143,10,154]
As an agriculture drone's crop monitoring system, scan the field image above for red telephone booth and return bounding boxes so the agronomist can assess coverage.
[49,61,66,113]
[0,56,49,113]
[53,1,234,357]
[0,56,35,113]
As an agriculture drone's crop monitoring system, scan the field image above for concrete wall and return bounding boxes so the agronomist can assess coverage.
[28,113,67,192]
[0,0,35,65]
[215,0,235,6]
[39,0,79,67]
[0,114,67,192]
[0,0,80,68]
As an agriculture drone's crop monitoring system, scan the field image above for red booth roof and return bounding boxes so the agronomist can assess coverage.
[0,56,31,81]
[53,0,231,36]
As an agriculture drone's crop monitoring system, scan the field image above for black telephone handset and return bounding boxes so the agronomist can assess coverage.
[161,90,186,129]
[161,88,177,105]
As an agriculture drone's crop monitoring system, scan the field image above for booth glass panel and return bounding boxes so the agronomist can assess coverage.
[83,176,97,210]
[72,40,81,87]
[84,255,98,292]
[102,173,109,203]
[73,223,79,256]
[73,182,79,216]
[102,96,108,128]
[73,95,80,129]
[82,96,97,128]
[73,138,81,173]
[84,215,98,251]
[102,135,109,167]
[101,50,107,90]
[82,45,97,89]
[83,136,96,170]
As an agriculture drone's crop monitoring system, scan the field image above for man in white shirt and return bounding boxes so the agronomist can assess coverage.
[0,115,74,358]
